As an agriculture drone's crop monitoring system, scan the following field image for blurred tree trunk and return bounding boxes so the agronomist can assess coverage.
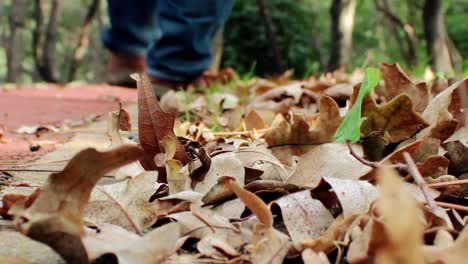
[6,0,27,83]
[423,0,454,75]
[376,0,417,67]
[68,0,100,81]
[328,0,357,72]
[256,0,285,73]
[210,28,224,75]
[33,0,63,83]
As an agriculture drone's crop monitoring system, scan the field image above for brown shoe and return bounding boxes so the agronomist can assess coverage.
[148,75,188,98]
[105,52,146,87]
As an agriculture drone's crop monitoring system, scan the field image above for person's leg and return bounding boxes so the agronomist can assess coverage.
[103,0,160,55]
[103,0,160,86]
[147,0,234,83]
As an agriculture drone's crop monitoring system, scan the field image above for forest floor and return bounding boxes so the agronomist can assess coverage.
[0,66,467,264]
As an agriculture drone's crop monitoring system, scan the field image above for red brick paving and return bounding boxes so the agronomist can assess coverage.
[0,84,136,162]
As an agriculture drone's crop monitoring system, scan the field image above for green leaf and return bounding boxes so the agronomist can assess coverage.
[333,67,380,143]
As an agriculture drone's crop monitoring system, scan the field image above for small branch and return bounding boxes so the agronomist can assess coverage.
[346,140,408,172]
[428,179,468,188]
[346,140,377,168]
[190,204,215,233]
[433,201,468,213]
[403,152,437,211]
[95,186,143,236]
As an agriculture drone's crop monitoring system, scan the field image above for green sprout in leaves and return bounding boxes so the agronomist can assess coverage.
[333,67,380,143]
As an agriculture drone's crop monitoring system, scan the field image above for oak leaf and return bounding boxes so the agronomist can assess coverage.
[132,73,189,170]
[360,93,429,143]
[418,78,467,141]
[273,190,334,244]
[16,145,143,264]
[380,63,429,112]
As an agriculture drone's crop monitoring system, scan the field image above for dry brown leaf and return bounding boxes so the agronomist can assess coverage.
[286,143,372,188]
[107,111,145,180]
[222,176,273,227]
[117,107,132,132]
[235,145,290,181]
[380,63,429,112]
[360,93,429,143]
[375,167,425,264]
[418,78,467,140]
[193,152,244,195]
[302,248,331,264]
[347,218,387,263]
[83,222,183,264]
[16,145,143,264]
[423,226,468,264]
[443,140,468,174]
[160,136,189,194]
[264,95,341,150]
[132,73,189,171]
[273,190,334,244]
[244,109,268,130]
[302,214,359,254]
[248,224,291,264]
[85,171,162,231]
[324,177,379,217]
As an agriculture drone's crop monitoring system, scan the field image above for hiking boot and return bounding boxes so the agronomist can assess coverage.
[148,75,188,98]
[105,52,146,87]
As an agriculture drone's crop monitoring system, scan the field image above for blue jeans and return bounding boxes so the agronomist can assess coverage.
[103,0,233,82]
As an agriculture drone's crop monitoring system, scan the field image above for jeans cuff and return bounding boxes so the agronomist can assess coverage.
[102,31,148,56]
[147,68,192,83]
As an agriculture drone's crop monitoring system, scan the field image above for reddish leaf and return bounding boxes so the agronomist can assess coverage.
[133,73,189,171]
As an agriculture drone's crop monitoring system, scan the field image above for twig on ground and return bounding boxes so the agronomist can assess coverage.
[95,186,143,236]
[345,140,408,172]
[428,179,468,188]
[346,140,377,168]
[403,152,437,211]
[432,201,468,213]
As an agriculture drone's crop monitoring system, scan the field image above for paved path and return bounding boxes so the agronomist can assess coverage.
[0,84,136,162]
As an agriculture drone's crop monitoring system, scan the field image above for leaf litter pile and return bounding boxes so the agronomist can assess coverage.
[0,63,467,264]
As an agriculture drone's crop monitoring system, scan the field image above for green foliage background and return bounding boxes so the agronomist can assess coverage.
[222,0,468,78]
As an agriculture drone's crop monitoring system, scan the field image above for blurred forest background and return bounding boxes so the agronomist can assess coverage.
[1,0,467,84]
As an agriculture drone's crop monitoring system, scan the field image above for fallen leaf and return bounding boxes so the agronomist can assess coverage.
[324,177,379,217]
[222,176,273,227]
[243,109,268,130]
[423,225,468,263]
[83,222,183,264]
[380,63,429,112]
[302,214,359,254]
[443,140,468,174]
[16,145,143,264]
[286,143,372,188]
[273,190,334,245]
[265,95,341,148]
[374,167,425,264]
[132,73,189,170]
[302,248,331,264]
[418,78,467,140]
[360,93,429,143]
[193,152,245,195]
[85,171,162,231]
[107,111,145,180]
